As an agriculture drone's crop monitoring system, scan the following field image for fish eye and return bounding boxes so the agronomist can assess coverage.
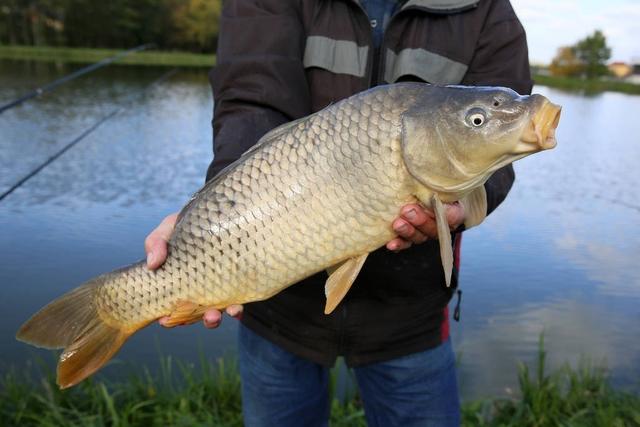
[466,109,487,127]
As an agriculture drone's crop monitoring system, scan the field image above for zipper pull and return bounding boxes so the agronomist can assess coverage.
[453,289,462,322]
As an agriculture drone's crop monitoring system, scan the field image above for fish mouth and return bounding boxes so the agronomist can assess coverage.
[519,99,561,150]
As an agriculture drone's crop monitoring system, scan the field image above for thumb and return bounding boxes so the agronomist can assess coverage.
[145,213,179,269]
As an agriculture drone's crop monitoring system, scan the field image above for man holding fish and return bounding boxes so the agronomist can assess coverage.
[144,0,534,425]
[15,1,557,426]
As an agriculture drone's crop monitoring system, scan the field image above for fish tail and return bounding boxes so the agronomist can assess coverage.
[16,274,141,389]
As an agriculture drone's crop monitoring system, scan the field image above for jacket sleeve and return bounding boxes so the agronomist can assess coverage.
[206,0,310,182]
[462,0,532,216]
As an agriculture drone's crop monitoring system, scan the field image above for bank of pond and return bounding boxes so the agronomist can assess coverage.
[2,45,639,96]
[2,348,638,427]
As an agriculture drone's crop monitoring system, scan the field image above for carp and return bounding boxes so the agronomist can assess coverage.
[17,83,560,388]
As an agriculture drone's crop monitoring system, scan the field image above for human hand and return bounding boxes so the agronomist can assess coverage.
[386,202,465,252]
[144,212,243,329]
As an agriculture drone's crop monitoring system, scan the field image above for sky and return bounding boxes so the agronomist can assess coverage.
[510,0,640,65]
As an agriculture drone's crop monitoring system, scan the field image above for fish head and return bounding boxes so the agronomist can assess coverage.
[401,85,561,194]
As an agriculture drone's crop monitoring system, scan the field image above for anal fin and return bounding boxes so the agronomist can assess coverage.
[324,253,368,314]
[162,300,211,328]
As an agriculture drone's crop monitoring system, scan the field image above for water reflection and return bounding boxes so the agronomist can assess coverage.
[456,297,640,398]
[1,69,212,208]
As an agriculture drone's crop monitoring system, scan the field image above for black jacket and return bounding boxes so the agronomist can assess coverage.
[206,0,530,367]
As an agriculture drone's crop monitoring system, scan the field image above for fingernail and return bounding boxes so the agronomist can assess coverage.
[405,209,417,221]
[227,306,239,317]
[394,223,407,233]
[147,252,155,267]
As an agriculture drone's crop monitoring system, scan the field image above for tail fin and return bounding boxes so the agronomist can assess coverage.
[16,277,136,389]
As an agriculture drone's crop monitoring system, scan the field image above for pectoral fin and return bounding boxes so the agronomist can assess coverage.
[324,253,368,314]
[432,195,453,287]
[461,186,487,229]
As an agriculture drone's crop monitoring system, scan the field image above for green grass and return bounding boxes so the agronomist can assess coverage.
[533,74,640,95]
[461,336,640,427]
[0,45,214,67]
[2,341,638,427]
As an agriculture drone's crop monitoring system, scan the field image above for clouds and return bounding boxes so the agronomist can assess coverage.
[510,0,640,64]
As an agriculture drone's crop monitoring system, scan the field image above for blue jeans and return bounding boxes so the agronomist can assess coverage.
[238,324,460,427]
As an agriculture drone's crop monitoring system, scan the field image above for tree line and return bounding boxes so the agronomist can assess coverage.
[0,0,221,52]
[549,30,612,79]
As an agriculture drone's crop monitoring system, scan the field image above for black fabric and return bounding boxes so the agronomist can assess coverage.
[206,0,530,367]
[241,242,457,367]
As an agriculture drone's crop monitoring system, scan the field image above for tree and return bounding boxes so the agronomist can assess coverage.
[573,30,611,79]
[170,0,221,52]
[549,46,584,77]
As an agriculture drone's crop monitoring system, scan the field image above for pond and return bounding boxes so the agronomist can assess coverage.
[0,60,638,400]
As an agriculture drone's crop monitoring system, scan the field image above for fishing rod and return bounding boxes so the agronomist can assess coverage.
[0,68,177,203]
[0,43,154,115]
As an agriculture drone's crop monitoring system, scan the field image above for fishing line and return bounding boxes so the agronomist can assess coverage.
[0,44,154,115]
[0,68,177,202]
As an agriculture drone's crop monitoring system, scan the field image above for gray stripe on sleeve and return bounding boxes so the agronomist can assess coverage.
[303,36,369,78]
[384,48,468,84]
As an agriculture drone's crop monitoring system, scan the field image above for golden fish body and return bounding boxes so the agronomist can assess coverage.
[17,83,561,388]
[101,85,415,325]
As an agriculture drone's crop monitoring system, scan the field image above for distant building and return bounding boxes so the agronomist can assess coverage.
[626,60,640,84]
[608,62,632,78]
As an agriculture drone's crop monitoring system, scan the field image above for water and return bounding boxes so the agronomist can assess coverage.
[0,60,638,399]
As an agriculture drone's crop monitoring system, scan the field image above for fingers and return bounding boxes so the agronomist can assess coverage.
[203,309,223,329]
[226,304,243,319]
[400,204,437,239]
[386,202,466,253]
[145,213,179,270]
[398,202,465,236]
[203,305,243,329]
[386,237,412,252]
[445,201,466,230]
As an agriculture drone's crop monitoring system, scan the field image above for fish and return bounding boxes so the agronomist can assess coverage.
[16,83,561,388]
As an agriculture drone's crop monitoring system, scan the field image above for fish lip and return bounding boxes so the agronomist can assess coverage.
[519,100,561,150]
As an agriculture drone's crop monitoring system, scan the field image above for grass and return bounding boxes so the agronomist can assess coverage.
[1,339,638,427]
[0,45,214,67]
[533,74,640,95]
[461,336,640,427]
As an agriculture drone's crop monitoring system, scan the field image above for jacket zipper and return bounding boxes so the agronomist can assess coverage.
[376,3,479,85]
[350,1,376,88]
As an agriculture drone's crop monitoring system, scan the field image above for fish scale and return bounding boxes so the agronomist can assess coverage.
[17,83,561,388]
[101,85,408,326]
